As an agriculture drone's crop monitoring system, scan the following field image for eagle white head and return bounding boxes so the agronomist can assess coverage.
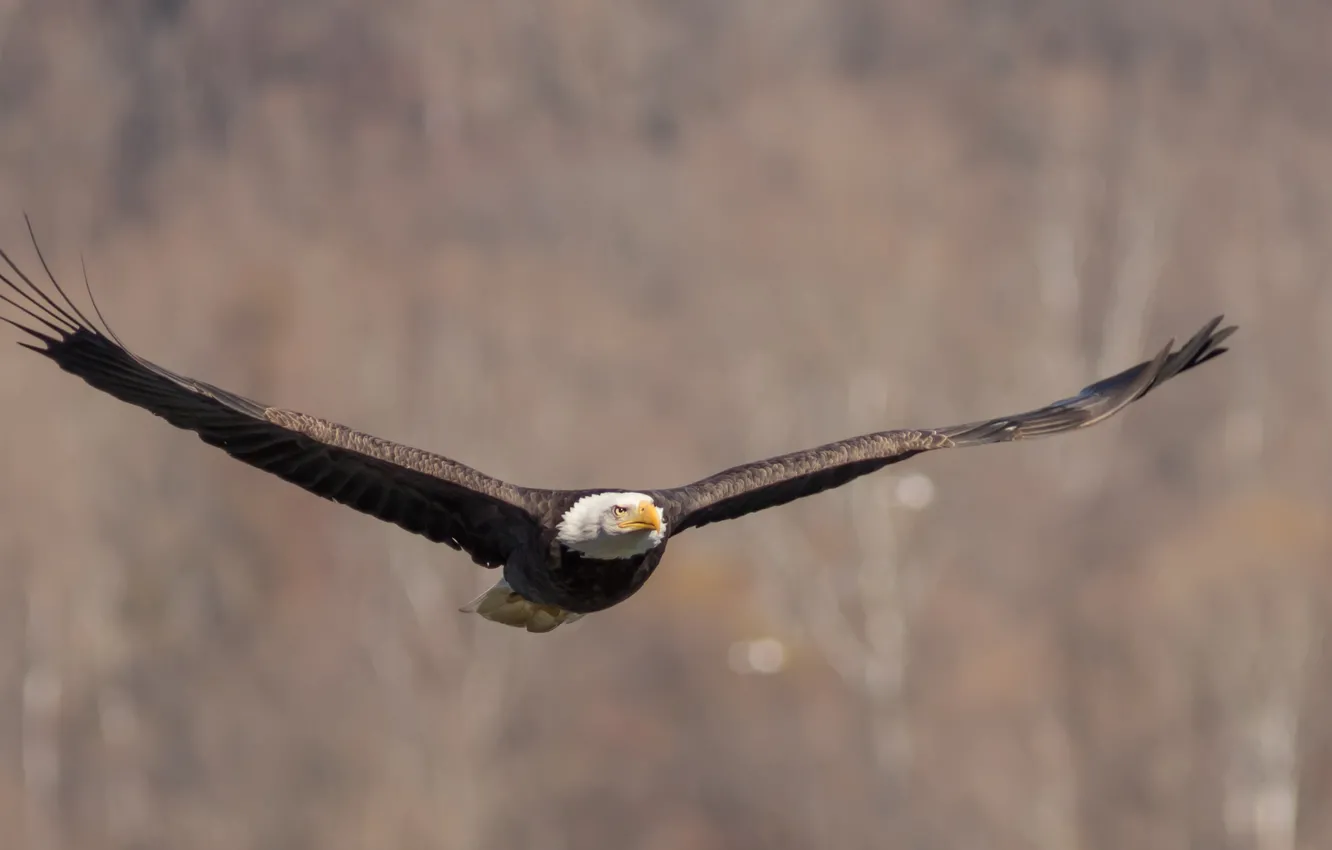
[556,491,667,560]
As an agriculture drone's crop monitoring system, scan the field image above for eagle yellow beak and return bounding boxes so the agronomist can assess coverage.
[617,500,663,533]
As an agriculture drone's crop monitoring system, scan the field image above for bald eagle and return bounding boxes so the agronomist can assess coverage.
[0,227,1234,633]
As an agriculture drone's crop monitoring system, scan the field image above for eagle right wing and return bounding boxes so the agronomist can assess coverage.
[0,228,545,569]
[657,316,1235,534]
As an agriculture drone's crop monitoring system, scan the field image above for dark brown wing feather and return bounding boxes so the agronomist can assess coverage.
[0,229,544,568]
[658,317,1235,533]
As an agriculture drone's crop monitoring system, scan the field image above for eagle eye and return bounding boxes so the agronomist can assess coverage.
[612,505,628,517]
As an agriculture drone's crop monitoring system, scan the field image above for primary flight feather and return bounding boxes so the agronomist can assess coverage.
[0,223,1235,633]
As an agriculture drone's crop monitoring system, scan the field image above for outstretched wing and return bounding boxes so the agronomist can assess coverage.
[657,317,1235,534]
[0,224,544,568]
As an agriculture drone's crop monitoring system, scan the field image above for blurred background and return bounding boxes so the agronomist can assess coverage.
[0,2,1329,849]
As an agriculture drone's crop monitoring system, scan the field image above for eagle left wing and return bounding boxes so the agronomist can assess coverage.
[0,227,547,569]
[656,316,1235,534]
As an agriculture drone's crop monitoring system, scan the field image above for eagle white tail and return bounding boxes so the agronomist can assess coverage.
[459,579,585,633]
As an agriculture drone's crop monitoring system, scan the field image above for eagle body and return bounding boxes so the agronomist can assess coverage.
[485,525,669,627]
[0,223,1236,633]
[503,491,671,614]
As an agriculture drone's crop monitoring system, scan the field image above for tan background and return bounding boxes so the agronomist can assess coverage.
[0,2,1329,849]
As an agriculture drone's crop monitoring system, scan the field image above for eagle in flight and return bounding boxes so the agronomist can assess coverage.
[0,223,1235,632]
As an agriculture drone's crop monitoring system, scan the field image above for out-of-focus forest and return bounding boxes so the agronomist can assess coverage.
[0,2,1328,849]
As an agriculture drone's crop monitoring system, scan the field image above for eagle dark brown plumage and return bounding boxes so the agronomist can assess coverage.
[0,220,1235,632]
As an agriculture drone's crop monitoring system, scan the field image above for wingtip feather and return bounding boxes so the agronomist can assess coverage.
[0,313,56,348]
